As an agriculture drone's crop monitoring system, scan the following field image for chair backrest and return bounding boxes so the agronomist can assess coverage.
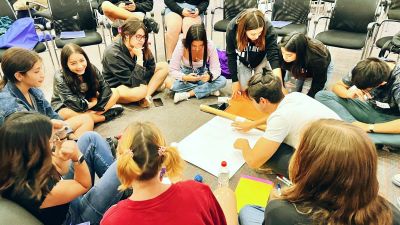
[271,0,311,24]
[0,0,17,20]
[47,0,97,31]
[328,0,379,33]
[223,0,258,20]
[0,196,43,225]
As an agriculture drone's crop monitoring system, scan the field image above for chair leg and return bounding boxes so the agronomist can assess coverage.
[97,45,102,60]
[44,38,56,72]
[153,32,158,62]
[52,39,60,68]
[162,14,167,61]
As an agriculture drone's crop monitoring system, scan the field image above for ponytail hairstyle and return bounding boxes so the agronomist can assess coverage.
[0,47,42,88]
[279,32,329,78]
[236,8,266,52]
[182,23,208,69]
[119,17,152,61]
[60,43,99,99]
[117,122,184,190]
[282,119,393,225]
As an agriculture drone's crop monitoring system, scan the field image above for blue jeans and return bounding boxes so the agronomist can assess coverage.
[287,61,334,92]
[238,205,265,225]
[63,132,122,225]
[172,66,227,98]
[315,90,400,147]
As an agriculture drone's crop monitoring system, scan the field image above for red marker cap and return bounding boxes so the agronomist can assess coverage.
[221,161,227,167]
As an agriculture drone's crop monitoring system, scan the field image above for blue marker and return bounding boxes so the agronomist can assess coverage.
[277,183,282,196]
[194,174,203,183]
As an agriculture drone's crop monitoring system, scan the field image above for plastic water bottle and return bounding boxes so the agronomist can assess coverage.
[218,161,229,188]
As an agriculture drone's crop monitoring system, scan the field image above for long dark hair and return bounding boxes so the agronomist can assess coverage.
[0,48,42,88]
[283,119,393,225]
[120,17,152,61]
[182,23,208,69]
[279,32,329,78]
[0,112,59,200]
[60,43,99,99]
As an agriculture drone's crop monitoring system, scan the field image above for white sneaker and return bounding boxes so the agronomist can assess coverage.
[211,90,220,96]
[174,92,190,103]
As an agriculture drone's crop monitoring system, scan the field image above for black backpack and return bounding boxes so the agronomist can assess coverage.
[378,32,400,58]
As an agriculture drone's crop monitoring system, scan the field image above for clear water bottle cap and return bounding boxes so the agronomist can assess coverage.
[221,161,227,167]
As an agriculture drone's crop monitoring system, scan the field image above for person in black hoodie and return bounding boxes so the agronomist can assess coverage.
[164,0,209,60]
[102,17,169,107]
[280,32,333,98]
[226,8,282,98]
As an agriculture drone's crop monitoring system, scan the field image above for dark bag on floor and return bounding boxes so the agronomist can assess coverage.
[378,32,400,58]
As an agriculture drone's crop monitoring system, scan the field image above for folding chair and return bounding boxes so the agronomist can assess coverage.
[47,0,104,67]
[270,0,312,36]
[313,0,381,59]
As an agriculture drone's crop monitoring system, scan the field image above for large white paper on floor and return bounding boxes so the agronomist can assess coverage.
[178,116,264,178]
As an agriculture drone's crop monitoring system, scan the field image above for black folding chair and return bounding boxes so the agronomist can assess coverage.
[210,0,257,43]
[367,0,400,58]
[47,0,104,66]
[270,0,312,36]
[313,0,380,59]
[0,0,55,70]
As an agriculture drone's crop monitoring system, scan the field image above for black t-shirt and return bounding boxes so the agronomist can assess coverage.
[264,199,400,225]
[3,175,70,225]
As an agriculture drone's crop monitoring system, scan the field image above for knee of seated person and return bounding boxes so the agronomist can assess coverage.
[80,114,94,124]
[157,61,169,71]
[217,76,227,86]
[315,90,332,100]
[238,205,261,222]
[78,131,102,144]
[101,1,113,13]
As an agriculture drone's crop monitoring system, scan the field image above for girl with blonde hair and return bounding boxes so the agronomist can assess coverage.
[101,121,228,225]
[239,119,400,225]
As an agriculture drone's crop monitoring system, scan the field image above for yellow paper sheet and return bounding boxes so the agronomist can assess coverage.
[235,175,274,212]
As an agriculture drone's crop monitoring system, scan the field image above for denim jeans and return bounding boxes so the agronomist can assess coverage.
[63,132,122,225]
[286,61,334,92]
[237,57,272,91]
[315,90,400,147]
[171,66,227,98]
[238,205,265,225]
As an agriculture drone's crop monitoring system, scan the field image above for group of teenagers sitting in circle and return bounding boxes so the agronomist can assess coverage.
[1,5,400,225]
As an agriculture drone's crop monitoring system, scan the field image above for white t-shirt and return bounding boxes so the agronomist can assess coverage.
[263,92,341,148]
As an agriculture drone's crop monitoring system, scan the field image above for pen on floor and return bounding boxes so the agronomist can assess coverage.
[277,183,282,196]
[276,176,291,186]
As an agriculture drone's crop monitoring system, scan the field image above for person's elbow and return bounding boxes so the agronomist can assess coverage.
[246,158,265,169]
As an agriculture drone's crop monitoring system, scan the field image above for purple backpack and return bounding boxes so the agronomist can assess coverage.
[0,18,39,50]
[217,48,231,79]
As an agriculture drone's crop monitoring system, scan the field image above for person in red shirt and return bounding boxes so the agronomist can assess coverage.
[100,121,229,225]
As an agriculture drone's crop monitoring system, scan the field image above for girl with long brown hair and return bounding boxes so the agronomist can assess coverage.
[102,17,169,107]
[238,119,400,225]
[226,8,282,98]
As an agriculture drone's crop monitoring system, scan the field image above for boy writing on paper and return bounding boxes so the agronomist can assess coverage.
[232,69,340,176]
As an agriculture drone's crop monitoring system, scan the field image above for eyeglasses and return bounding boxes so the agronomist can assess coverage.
[133,34,147,42]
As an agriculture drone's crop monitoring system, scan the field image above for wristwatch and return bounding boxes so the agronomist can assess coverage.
[368,124,375,133]
[73,154,85,164]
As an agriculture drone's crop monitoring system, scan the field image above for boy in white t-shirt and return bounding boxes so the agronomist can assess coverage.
[232,71,340,175]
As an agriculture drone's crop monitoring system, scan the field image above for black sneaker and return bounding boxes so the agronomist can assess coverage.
[143,17,159,34]
[105,136,118,158]
[103,106,124,122]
